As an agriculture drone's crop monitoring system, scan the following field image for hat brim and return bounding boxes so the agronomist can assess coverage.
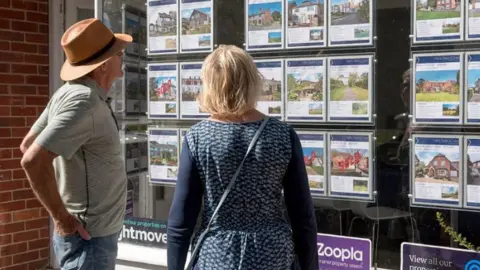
[60,33,133,81]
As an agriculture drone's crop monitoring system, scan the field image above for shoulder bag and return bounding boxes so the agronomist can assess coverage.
[185,117,270,269]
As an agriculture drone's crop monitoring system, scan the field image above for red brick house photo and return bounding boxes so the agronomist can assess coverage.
[426,154,459,180]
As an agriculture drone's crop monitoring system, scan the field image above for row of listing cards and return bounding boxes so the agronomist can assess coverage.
[148,55,374,123]
[411,135,480,210]
[412,52,480,125]
[413,0,480,43]
[148,128,375,201]
[245,0,374,50]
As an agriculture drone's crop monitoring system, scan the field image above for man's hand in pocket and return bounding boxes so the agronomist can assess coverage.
[54,213,91,240]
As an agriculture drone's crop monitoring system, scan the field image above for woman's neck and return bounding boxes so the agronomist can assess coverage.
[209,109,265,123]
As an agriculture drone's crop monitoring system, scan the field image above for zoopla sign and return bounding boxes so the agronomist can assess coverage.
[317,233,371,270]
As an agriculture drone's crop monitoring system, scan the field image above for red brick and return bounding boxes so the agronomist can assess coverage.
[0,96,24,106]
[24,54,47,65]
[0,0,10,8]
[0,159,22,170]
[11,85,36,95]
[0,171,12,181]
[11,43,37,54]
[0,74,24,85]
[24,218,48,230]
[12,250,38,264]
[12,63,38,74]
[0,138,22,148]
[0,212,11,223]
[36,86,47,96]
[0,41,10,50]
[0,19,10,30]
[0,149,12,159]
[11,107,36,116]
[0,254,12,268]
[26,75,47,85]
[14,209,40,222]
[38,24,47,34]
[3,264,28,270]
[39,208,47,217]
[0,63,11,73]
[25,199,41,209]
[26,116,36,126]
[0,128,11,137]
[0,222,25,234]
[12,169,25,180]
[0,85,9,94]
[27,238,48,250]
[12,189,34,200]
[12,149,21,158]
[11,127,29,137]
[0,242,27,257]
[12,1,38,11]
[37,44,47,55]
[25,96,47,106]
[0,117,25,127]
[13,230,38,243]
[37,65,47,75]
[0,197,24,213]
[26,12,47,24]
[0,52,24,63]
[38,228,48,239]
[37,3,47,13]
[25,33,46,44]
[0,106,10,116]
[39,247,48,258]
[0,191,12,203]
[0,30,24,42]
[0,9,25,20]
[28,259,48,270]
[11,21,37,33]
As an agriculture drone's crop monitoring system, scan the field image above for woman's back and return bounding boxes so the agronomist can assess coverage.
[186,118,294,269]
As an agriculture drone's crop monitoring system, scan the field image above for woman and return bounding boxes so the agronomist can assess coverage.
[167,45,318,270]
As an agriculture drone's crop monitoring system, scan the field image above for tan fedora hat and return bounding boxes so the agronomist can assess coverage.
[60,18,133,81]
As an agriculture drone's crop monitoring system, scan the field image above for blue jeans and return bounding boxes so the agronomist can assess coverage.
[53,231,119,270]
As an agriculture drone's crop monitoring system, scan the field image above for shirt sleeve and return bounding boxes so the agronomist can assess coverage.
[167,137,203,270]
[30,104,50,134]
[34,94,94,160]
[283,128,319,270]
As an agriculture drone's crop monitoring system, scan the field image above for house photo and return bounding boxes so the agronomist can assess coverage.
[303,147,324,175]
[287,72,323,102]
[415,70,460,102]
[182,7,212,35]
[248,2,282,31]
[415,152,460,184]
[331,0,370,26]
[149,76,177,102]
[181,76,202,101]
[149,141,178,166]
[149,11,177,37]
[467,69,480,102]
[288,0,325,28]
[260,78,282,101]
[330,148,369,177]
[416,0,461,20]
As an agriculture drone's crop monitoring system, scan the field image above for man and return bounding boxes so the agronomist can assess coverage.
[20,18,132,269]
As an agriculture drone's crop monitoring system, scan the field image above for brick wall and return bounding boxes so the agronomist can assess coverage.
[0,1,50,269]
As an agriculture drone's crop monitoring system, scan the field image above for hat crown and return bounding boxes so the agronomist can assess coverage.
[61,18,115,65]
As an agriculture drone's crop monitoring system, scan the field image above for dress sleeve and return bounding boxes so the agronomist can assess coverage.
[167,137,203,270]
[282,128,319,270]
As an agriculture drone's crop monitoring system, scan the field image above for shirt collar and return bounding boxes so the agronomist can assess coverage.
[73,77,108,101]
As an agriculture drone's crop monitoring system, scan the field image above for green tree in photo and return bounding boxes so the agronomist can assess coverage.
[355,72,369,90]
[272,11,281,21]
[427,0,436,8]
[358,0,370,21]
[348,72,358,87]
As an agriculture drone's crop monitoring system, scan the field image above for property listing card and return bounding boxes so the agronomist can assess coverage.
[329,133,372,200]
[180,0,213,53]
[255,59,284,119]
[412,135,462,208]
[147,63,179,119]
[148,129,179,185]
[285,58,326,121]
[299,132,326,196]
[246,0,284,50]
[466,53,480,123]
[147,0,179,54]
[468,1,480,40]
[327,56,372,122]
[414,0,463,43]
[413,53,462,124]
[286,0,326,48]
[180,62,209,119]
[328,0,373,46]
[465,137,480,208]
[124,66,141,115]
[124,10,141,57]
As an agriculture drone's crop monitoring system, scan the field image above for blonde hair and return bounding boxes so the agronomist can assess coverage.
[198,45,261,116]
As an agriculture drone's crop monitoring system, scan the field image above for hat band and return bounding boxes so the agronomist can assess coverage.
[70,36,116,66]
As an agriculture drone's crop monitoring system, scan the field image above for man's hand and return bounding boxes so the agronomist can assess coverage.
[54,214,91,240]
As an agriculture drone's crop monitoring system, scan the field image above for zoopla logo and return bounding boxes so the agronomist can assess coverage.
[465,259,480,270]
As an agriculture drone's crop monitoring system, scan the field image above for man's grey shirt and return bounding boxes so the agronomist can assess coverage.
[32,77,127,238]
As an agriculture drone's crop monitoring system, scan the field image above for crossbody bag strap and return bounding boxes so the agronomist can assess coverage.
[185,117,270,269]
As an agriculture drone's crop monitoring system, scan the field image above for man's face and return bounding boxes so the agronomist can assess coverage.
[105,50,124,80]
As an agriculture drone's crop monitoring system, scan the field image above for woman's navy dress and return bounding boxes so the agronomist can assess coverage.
[167,119,318,270]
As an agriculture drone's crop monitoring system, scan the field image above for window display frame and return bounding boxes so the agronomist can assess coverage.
[147,128,180,186]
[146,0,180,55]
[179,0,215,54]
[284,0,327,49]
[464,51,480,125]
[147,62,180,119]
[245,0,285,51]
[297,130,328,197]
[466,0,480,41]
[179,61,210,120]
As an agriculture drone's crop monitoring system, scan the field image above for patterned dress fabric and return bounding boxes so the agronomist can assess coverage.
[185,119,295,270]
